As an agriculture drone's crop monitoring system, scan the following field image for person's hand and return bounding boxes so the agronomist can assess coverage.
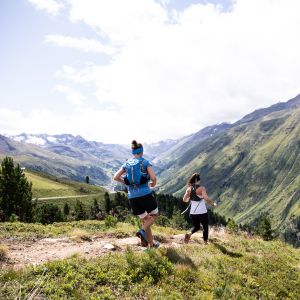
[213,202,217,207]
[149,182,156,188]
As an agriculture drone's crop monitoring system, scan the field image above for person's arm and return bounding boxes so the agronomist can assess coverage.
[113,167,126,184]
[197,186,217,207]
[183,187,191,203]
[147,166,157,188]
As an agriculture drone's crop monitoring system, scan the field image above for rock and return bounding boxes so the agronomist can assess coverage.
[103,243,116,251]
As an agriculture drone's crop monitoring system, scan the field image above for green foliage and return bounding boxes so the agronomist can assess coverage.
[74,200,87,221]
[283,216,300,247]
[90,198,100,220]
[35,203,64,224]
[104,192,111,214]
[255,214,274,241]
[114,192,127,210]
[105,215,118,228]
[0,220,140,239]
[125,248,173,284]
[226,218,238,233]
[170,209,189,230]
[8,213,20,222]
[0,156,33,222]
[63,202,70,216]
[156,215,171,227]
[124,215,141,227]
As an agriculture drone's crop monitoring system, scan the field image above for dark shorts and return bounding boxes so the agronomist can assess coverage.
[129,193,158,217]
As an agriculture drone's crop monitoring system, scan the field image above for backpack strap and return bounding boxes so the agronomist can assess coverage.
[190,184,203,201]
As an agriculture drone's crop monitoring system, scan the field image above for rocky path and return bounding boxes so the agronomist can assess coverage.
[1,228,226,269]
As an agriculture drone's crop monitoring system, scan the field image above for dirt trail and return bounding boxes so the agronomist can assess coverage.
[1,228,227,269]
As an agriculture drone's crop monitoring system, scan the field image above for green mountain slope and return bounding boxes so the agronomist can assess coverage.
[24,170,107,213]
[25,170,106,198]
[157,95,300,234]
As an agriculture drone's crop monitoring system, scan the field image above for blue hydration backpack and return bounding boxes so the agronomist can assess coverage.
[123,158,149,186]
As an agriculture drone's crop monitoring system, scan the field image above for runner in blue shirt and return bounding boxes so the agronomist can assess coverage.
[113,140,159,248]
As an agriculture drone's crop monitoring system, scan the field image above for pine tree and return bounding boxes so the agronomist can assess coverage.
[104,192,111,214]
[85,176,89,184]
[63,203,70,216]
[35,203,63,224]
[0,157,33,222]
[90,198,100,219]
[74,200,86,220]
[257,215,273,240]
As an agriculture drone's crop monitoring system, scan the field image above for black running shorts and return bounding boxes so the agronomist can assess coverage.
[129,193,158,216]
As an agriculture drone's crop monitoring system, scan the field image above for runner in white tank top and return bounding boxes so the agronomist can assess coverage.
[182,173,217,244]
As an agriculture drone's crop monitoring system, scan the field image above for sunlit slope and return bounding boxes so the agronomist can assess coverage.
[25,170,106,198]
[158,100,300,230]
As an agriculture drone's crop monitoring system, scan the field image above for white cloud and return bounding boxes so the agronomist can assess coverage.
[45,34,116,55]
[28,0,64,15]
[68,0,168,43]
[11,0,300,144]
[54,85,86,107]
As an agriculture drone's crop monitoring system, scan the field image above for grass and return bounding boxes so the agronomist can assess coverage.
[34,194,107,213]
[0,244,8,261]
[23,169,108,213]
[25,170,106,198]
[0,220,145,240]
[0,222,299,299]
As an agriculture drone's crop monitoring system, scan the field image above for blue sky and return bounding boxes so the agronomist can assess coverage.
[1,0,300,143]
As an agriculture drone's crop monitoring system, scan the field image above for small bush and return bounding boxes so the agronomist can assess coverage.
[105,215,118,228]
[125,215,141,227]
[226,218,239,233]
[156,215,171,227]
[8,214,19,222]
[125,248,173,283]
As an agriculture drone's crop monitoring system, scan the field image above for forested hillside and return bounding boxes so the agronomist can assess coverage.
[157,95,300,244]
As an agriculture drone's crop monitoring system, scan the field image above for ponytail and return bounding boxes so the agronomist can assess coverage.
[187,173,200,186]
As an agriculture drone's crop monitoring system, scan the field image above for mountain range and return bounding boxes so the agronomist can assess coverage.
[155,94,300,240]
[1,94,300,241]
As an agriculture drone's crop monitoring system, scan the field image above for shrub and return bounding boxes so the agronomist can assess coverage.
[125,215,141,227]
[105,215,118,228]
[125,248,173,283]
[156,215,171,227]
[8,213,19,222]
[226,218,238,233]
[256,215,274,240]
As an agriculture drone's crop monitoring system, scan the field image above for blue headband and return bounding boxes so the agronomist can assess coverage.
[132,147,143,154]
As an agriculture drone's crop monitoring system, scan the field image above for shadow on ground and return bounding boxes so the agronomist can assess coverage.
[165,247,197,269]
[212,242,243,258]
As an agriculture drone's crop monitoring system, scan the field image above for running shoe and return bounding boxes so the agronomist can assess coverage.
[184,233,192,243]
[136,229,148,247]
[151,241,160,248]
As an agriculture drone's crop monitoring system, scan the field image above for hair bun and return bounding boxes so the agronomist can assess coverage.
[131,140,138,148]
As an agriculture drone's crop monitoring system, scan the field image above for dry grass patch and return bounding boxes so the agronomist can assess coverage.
[0,244,8,261]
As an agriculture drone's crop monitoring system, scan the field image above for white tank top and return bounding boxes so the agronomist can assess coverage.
[190,197,207,215]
